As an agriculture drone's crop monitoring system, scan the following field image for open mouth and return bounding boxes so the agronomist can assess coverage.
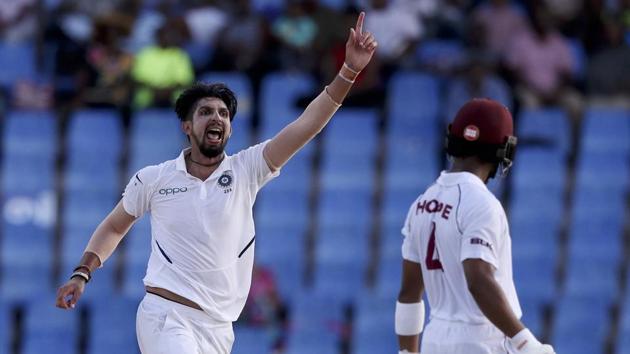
[205,127,223,144]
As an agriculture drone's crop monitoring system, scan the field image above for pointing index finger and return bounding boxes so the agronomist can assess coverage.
[356,11,365,35]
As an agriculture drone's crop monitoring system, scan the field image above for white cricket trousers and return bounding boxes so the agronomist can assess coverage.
[136,293,234,354]
[421,318,509,354]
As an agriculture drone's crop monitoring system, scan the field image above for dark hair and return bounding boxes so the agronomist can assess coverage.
[174,82,237,122]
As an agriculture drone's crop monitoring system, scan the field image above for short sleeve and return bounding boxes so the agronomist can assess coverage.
[235,140,280,190]
[401,200,422,263]
[459,200,502,269]
[122,165,159,218]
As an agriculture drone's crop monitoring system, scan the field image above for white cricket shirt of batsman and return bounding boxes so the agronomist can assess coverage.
[402,171,522,324]
[122,141,279,323]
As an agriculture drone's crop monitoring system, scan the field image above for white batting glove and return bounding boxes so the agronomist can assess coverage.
[507,329,556,354]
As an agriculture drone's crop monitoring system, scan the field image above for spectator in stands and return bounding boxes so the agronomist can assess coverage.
[577,0,610,56]
[364,0,423,66]
[271,0,318,70]
[622,0,630,29]
[304,0,346,72]
[241,265,288,351]
[445,52,513,122]
[472,0,528,58]
[209,0,267,75]
[124,0,169,53]
[131,20,194,109]
[428,0,472,39]
[586,14,630,105]
[0,0,37,42]
[505,3,583,120]
[544,0,583,33]
[184,0,228,46]
[81,14,133,108]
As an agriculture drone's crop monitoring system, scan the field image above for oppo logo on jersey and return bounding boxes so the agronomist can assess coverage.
[416,199,453,220]
[158,187,188,195]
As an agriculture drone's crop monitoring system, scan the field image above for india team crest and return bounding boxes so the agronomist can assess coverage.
[218,170,234,192]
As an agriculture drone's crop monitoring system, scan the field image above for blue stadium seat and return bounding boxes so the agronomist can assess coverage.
[320,155,376,191]
[519,297,545,338]
[256,190,309,229]
[416,40,465,70]
[23,296,79,354]
[317,190,372,232]
[184,41,213,71]
[321,109,379,155]
[313,259,366,302]
[563,259,618,302]
[88,296,140,354]
[380,190,417,231]
[67,109,123,162]
[616,296,630,354]
[352,293,398,354]
[388,71,440,127]
[255,223,305,268]
[0,42,36,87]
[574,151,629,191]
[232,325,273,354]
[263,151,313,191]
[122,217,152,298]
[580,108,630,153]
[551,297,609,354]
[516,108,571,154]
[0,303,10,353]
[513,258,555,304]
[1,263,54,301]
[383,137,439,192]
[511,147,567,191]
[285,293,344,353]
[3,110,57,158]
[374,257,401,298]
[568,38,587,79]
[260,72,316,141]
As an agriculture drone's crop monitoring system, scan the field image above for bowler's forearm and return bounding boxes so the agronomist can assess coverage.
[83,201,136,267]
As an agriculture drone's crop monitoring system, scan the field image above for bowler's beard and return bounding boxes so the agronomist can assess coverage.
[195,134,228,158]
[197,139,227,158]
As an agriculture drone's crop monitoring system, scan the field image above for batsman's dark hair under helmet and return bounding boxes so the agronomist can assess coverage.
[175,82,237,122]
[445,98,517,178]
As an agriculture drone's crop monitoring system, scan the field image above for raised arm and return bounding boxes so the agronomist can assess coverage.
[263,12,378,170]
[55,201,136,309]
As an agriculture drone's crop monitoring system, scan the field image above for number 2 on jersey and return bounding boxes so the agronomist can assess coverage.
[425,222,443,270]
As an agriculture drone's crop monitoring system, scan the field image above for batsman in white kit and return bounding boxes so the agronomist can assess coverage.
[395,99,556,354]
[55,13,378,354]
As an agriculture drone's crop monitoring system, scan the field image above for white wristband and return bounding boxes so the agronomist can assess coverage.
[399,351,420,354]
[395,300,425,335]
[508,328,541,352]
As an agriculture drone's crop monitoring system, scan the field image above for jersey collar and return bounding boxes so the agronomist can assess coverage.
[437,171,488,189]
[175,148,230,178]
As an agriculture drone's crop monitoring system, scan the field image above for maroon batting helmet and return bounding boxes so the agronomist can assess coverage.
[445,98,517,177]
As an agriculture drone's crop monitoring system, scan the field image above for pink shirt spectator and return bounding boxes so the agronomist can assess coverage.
[473,3,527,56]
[506,30,573,95]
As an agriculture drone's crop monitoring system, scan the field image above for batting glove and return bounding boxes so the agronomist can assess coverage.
[507,329,555,354]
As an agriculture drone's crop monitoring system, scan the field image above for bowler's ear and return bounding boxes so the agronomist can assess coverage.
[181,120,192,136]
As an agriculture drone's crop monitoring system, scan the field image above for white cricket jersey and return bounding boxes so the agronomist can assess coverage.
[122,141,279,323]
[401,171,521,324]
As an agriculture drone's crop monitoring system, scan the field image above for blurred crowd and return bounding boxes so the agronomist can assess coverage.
[1,0,629,125]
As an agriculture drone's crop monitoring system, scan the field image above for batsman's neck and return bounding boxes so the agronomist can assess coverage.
[449,156,493,184]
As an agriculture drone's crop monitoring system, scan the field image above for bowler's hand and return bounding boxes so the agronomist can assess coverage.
[55,277,85,309]
[344,12,378,73]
